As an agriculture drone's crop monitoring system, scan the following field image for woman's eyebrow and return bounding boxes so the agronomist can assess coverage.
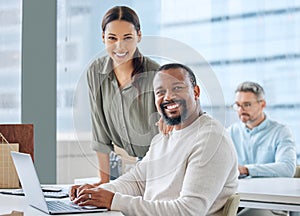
[106,33,133,37]
[123,33,133,36]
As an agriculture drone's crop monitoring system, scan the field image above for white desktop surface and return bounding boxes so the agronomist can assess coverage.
[0,188,123,216]
[238,177,300,212]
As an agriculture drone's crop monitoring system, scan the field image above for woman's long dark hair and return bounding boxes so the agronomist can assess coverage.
[102,6,145,80]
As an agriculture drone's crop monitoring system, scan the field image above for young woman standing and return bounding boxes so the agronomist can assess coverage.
[86,6,160,186]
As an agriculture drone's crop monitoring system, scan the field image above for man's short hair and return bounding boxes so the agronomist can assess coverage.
[157,63,197,87]
[235,81,265,100]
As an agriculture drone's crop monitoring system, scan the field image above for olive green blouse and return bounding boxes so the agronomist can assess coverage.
[87,55,160,157]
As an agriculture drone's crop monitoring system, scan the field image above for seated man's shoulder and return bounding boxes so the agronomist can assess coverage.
[199,115,228,135]
[267,118,292,133]
[194,115,234,149]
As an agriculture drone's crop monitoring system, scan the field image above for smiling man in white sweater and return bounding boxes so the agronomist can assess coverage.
[71,63,239,216]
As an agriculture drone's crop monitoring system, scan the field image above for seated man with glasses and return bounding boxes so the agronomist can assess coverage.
[228,81,297,216]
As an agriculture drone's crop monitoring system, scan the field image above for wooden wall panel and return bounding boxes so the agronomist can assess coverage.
[0,124,34,161]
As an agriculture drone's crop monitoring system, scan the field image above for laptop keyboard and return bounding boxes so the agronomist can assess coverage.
[47,200,80,211]
[43,191,68,198]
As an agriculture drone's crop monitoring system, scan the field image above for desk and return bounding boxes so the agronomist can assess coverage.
[0,190,123,216]
[238,177,300,212]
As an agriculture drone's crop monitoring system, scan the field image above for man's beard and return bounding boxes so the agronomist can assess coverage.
[160,100,187,126]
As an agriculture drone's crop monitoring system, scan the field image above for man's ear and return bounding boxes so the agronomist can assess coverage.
[194,85,200,100]
[261,99,266,108]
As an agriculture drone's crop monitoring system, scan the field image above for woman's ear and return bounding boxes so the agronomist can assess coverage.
[102,32,105,43]
[137,31,142,43]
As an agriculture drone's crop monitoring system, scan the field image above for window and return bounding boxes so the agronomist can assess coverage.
[57,1,300,183]
[0,0,22,123]
[161,0,300,162]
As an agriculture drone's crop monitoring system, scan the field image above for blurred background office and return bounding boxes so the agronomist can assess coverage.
[0,0,299,183]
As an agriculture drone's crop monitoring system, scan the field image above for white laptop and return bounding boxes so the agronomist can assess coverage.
[10,151,108,215]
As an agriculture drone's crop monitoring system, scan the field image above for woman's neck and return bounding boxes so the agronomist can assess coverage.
[113,60,134,88]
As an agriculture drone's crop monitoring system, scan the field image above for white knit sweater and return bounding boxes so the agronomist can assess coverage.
[101,114,239,216]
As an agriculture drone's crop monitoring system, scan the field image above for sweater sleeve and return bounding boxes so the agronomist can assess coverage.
[100,157,147,196]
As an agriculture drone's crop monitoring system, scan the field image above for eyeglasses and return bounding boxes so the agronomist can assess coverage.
[231,100,262,111]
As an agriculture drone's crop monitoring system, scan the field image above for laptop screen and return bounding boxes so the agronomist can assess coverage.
[10,151,108,215]
[10,151,49,213]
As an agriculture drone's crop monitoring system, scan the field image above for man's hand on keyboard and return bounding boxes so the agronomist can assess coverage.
[72,187,114,210]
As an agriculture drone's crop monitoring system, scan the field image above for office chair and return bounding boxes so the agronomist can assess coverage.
[294,165,300,178]
[222,193,240,216]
